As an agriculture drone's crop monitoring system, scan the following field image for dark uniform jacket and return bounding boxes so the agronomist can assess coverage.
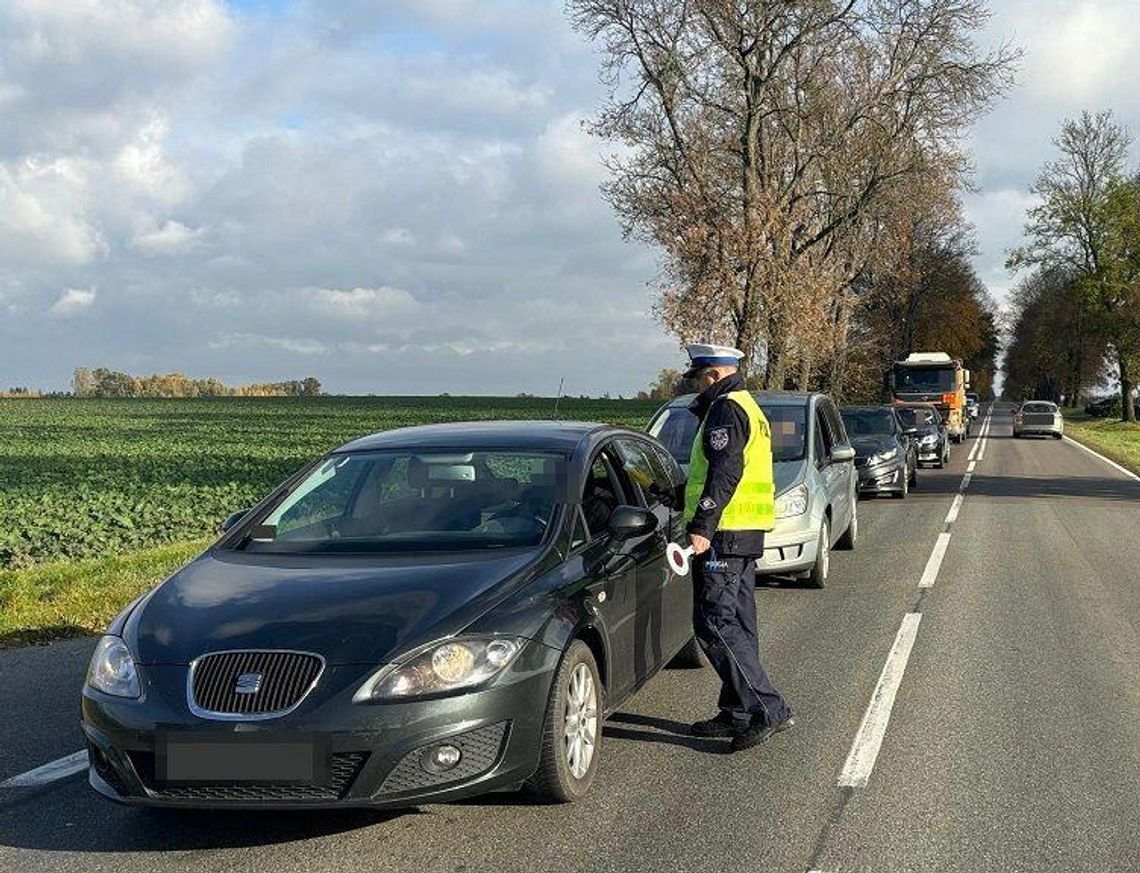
[686,373,767,558]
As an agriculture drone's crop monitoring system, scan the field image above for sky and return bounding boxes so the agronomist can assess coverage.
[1,0,1139,397]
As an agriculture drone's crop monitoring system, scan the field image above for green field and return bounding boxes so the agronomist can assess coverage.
[0,396,659,644]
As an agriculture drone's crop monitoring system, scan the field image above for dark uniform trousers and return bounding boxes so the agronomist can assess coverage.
[692,545,790,726]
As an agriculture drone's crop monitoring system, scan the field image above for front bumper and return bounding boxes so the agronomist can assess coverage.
[916,441,942,462]
[756,513,820,575]
[856,461,905,493]
[81,646,558,810]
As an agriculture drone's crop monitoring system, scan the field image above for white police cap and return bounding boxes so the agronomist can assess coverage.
[684,343,744,378]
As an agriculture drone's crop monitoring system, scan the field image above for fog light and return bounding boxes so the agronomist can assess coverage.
[420,743,462,774]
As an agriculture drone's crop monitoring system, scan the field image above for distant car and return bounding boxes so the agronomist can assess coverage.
[1085,395,1139,418]
[1014,401,1064,439]
[840,405,918,498]
[965,392,980,420]
[894,403,950,468]
[648,391,857,589]
[83,421,703,809]
[1084,396,1116,418]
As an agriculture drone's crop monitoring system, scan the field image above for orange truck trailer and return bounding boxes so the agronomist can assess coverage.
[887,352,972,443]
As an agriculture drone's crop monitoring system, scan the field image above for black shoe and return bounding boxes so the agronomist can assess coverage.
[690,714,750,738]
[730,715,796,752]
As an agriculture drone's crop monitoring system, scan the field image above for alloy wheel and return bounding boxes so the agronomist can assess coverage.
[564,663,598,779]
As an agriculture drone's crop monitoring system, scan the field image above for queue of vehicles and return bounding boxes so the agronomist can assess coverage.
[81,355,991,813]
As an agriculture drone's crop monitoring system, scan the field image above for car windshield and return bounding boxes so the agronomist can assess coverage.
[648,401,807,463]
[1023,402,1056,413]
[894,367,956,392]
[896,407,938,428]
[236,450,563,554]
[841,409,895,436]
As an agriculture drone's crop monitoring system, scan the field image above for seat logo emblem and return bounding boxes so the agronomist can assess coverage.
[234,672,263,695]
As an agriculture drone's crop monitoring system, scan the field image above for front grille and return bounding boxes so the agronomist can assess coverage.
[134,751,368,802]
[189,650,323,717]
[377,722,508,796]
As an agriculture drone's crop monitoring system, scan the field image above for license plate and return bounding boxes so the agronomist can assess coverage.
[157,734,326,784]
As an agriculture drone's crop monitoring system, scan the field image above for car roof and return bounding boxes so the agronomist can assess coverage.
[665,390,819,408]
[335,420,629,454]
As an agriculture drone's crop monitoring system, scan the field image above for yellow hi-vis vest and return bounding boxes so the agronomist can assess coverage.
[684,390,776,531]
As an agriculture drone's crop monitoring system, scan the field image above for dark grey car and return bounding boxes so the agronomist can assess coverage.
[82,421,703,810]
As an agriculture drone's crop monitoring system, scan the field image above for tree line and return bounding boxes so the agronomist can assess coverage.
[70,368,323,398]
[1004,111,1140,421]
[573,0,1013,403]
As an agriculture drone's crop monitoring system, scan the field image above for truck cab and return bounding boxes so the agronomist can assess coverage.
[888,352,972,443]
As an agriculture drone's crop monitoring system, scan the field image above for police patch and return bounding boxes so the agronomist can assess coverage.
[698,496,717,511]
[709,427,730,451]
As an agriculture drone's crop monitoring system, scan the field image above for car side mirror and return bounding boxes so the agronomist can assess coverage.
[218,508,251,534]
[607,505,658,543]
[829,445,856,463]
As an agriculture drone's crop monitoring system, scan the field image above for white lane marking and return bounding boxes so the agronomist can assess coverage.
[1063,435,1140,483]
[0,750,88,788]
[967,459,977,473]
[918,532,952,589]
[838,613,923,788]
[944,493,964,525]
[961,471,972,491]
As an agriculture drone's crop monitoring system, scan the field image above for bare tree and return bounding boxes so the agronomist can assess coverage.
[570,0,1016,386]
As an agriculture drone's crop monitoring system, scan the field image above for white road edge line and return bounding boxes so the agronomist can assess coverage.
[0,750,88,788]
[1063,435,1140,483]
[961,471,972,491]
[967,459,977,473]
[944,493,963,525]
[838,613,923,788]
[918,532,952,589]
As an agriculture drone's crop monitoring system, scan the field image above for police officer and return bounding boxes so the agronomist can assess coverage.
[683,344,794,751]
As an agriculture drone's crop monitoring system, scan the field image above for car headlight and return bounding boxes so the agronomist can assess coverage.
[353,637,526,702]
[86,635,141,699]
[870,447,899,465]
[775,483,808,519]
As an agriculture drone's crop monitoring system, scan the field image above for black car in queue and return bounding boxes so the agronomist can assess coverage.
[894,403,951,468]
[82,421,702,810]
[839,406,918,498]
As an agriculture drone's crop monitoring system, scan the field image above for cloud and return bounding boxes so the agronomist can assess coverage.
[50,287,97,316]
[132,220,203,255]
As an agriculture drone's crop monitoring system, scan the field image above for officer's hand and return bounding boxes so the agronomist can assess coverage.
[689,533,711,555]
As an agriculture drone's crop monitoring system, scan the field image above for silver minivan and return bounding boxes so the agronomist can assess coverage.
[647,391,858,588]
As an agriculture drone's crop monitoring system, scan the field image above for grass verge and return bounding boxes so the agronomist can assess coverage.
[0,538,209,648]
[1061,410,1140,476]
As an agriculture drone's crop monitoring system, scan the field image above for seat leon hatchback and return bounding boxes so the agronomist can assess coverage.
[82,421,701,809]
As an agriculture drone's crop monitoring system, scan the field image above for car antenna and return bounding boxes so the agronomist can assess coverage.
[553,376,565,419]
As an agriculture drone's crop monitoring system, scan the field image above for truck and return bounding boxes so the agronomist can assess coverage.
[887,352,972,443]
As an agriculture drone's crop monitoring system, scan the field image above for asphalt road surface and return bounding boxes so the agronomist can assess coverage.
[3,404,1139,872]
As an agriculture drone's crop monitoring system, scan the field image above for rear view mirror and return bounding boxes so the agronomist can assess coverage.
[829,445,856,463]
[218,508,251,534]
[607,505,657,542]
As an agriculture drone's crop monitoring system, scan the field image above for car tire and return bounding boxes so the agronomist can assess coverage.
[908,459,918,487]
[525,640,602,803]
[807,518,830,589]
[669,636,707,669]
[836,502,858,550]
[935,447,945,468]
[1054,433,1063,440]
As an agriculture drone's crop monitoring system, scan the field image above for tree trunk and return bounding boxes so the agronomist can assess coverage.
[1121,354,1136,422]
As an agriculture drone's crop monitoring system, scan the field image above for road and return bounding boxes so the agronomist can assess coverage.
[2,403,1139,872]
